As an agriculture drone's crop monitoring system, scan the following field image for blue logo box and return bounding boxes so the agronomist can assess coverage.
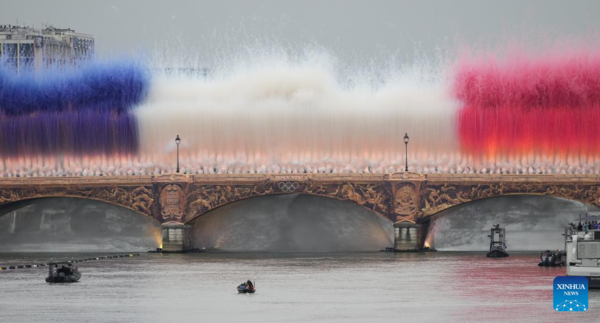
[553,276,588,311]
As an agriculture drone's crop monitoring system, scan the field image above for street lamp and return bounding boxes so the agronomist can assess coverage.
[403,133,409,172]
[175,135,181,173]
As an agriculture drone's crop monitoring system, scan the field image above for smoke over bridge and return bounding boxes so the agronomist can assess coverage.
[2,44,600,177]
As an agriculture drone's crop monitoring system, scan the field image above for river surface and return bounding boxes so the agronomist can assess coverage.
[0,252,598,322]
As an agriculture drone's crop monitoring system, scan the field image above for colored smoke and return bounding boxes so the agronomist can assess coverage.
[2,45,600,176]
[136,52,459,174]
[455,49,600,174]
[1,111,138,158]
[0,61,149,116]
[0,61,147,175]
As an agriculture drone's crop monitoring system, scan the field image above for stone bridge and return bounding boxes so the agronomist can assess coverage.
[1,173,600,250]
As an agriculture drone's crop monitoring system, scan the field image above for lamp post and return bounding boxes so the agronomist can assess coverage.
[175,135,181,173]
[403,133,409,172]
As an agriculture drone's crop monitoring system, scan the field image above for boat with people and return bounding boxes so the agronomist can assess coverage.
[237,280,256,294]
[538,249,566,267]
[45,262,81,283]
[565,213,600,288]
[486,224,509,258]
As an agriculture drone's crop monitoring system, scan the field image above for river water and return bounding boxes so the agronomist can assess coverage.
[0,252,598,322]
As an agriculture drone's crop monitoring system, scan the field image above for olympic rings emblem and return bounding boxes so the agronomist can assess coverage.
[278,182,300,193]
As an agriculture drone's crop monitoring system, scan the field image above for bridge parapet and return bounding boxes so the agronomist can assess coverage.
[426,173,600,183]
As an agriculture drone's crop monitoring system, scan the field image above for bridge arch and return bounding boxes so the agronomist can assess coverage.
[422,194,598,251]
[0,185,156,220]
[419,182,600,221]
[0,196,162,252]
[183,191,392,225]
[423,194,597,222]
[182,181,392,224]
[187,193,394,252]
[0,196,155,221]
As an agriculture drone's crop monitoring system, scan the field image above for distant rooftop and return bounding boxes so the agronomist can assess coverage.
[0,24,94,72]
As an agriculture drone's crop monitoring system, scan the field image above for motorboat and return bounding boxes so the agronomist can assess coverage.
[539,250,566,267]
[486,224,509,258]
[46,262,81,283]
[565,214,600,288]
[237,281,256,294]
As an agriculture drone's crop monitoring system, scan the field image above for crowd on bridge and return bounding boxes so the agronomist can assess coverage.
[570,221,599,232]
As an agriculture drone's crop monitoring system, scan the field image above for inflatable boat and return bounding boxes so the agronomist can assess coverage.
[538,250,566,267]
[237,282,255,294]
[46,262,81,283]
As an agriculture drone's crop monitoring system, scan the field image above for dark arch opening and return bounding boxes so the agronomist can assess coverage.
[0,197,161,252]
[189,194,393,252]
[425,195,599,251]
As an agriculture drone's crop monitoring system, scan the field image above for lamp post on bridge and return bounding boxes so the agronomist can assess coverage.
[175,135,181,173]
[404,133,409,172]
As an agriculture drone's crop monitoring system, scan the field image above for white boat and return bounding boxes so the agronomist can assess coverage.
[565,215,600,288]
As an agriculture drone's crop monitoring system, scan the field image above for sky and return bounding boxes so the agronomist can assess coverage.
[1,0,599,66]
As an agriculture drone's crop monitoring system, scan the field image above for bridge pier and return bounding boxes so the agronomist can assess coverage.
[393,222,424,252]
[161,223,192,252]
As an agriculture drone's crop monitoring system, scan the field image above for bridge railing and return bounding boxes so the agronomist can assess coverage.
[0,173,599,187]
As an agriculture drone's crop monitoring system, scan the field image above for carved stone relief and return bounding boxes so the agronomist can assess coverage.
[420,182,600,217]
[2,174,600,225]
[160,184,184,222]
[393,183,417,215]
[184,180,392,222]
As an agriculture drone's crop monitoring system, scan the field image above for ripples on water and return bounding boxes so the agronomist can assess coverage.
[1,252,598,322]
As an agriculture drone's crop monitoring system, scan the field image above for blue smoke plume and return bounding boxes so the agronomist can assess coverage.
[0,60,149,116]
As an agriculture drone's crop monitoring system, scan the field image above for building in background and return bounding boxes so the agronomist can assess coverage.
[0,24,94,72]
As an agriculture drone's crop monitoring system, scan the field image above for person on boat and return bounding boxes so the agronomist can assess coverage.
[578,222,583,232]
[247,280,254,290]
[595,221,599,230]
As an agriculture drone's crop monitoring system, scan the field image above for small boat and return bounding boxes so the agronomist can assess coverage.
[538,250,566,267]
[237,281,256,294]
[486,224,509,258]
[46,262,81,283]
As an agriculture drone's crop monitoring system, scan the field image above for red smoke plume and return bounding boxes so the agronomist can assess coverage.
[455,50,600,159]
